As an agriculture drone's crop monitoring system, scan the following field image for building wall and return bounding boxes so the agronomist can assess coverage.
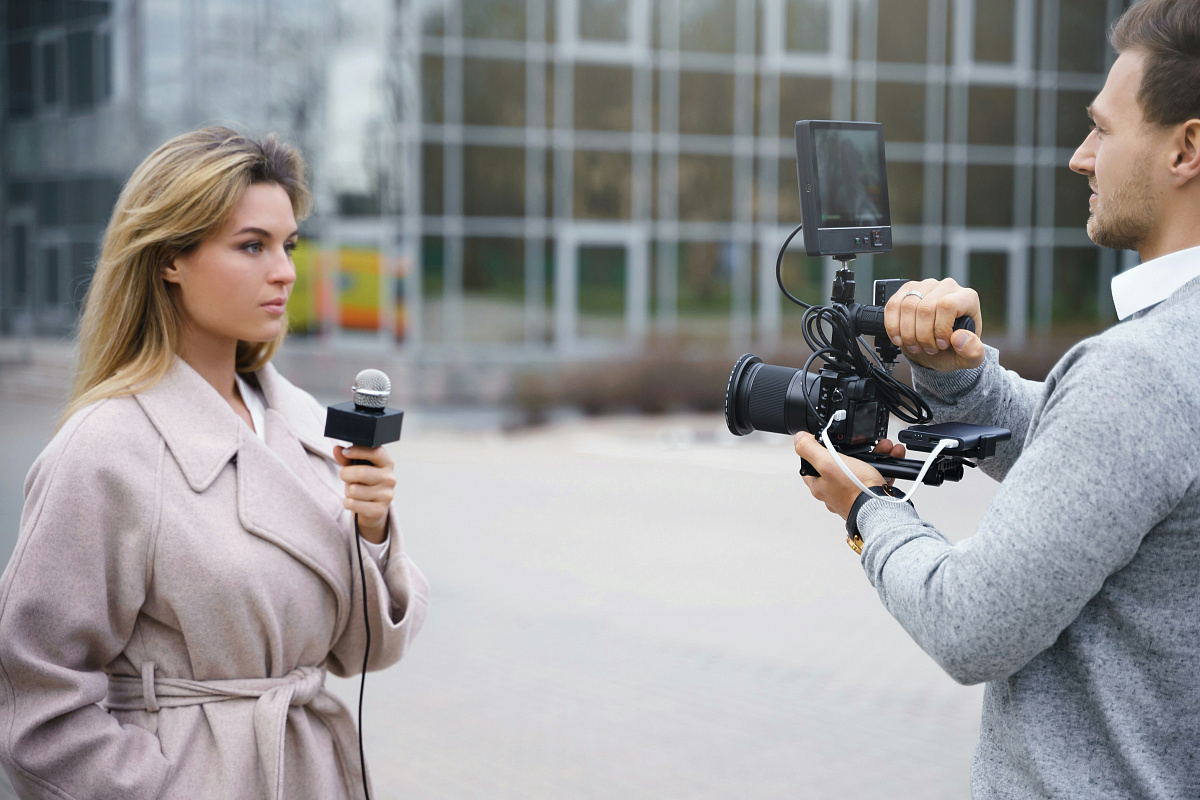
[1,0,1133,358]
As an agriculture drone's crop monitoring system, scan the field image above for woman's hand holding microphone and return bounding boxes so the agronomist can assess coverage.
[333,445,396,544]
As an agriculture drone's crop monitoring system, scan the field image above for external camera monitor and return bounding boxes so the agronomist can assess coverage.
[794,120,892,258]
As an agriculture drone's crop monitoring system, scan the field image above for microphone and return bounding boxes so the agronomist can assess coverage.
[323,368,404,800]
[324,368,404,456]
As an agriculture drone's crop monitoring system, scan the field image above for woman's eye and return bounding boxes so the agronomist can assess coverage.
[243,242,263,254]
[284,241,297,255]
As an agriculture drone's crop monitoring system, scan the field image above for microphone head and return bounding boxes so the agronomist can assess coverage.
[352,369,391,410]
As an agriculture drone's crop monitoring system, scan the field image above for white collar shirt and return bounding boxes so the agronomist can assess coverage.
[1111,244,1200,320]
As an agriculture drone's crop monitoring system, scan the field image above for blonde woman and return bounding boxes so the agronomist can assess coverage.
[0,127,427,799]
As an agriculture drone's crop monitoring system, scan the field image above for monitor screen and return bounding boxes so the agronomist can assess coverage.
[813,127,889,229]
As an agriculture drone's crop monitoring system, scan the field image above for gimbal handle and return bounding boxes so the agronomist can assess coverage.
[799,452,969,487]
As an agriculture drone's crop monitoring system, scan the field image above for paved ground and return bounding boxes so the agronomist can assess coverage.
[0,391,999,799]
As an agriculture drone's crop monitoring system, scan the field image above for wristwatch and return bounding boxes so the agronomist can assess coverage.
[845,484,909,554]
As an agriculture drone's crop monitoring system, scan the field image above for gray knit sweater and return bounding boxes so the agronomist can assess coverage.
[855,275,1200,799]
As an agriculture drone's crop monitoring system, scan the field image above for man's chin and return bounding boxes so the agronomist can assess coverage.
[1087,216,1141,252]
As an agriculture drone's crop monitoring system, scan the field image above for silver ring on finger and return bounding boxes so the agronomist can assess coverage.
[903,290,925,300]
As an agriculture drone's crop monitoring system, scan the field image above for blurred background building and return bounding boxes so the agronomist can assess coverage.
[0,0,1134,403]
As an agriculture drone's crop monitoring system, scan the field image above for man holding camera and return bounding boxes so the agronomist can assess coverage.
[795,1,1200,797]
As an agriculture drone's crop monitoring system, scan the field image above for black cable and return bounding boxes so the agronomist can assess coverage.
[353,516,372,800]
[775,222,810,309]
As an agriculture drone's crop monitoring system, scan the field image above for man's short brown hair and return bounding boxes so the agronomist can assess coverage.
[1111,0,1200,125]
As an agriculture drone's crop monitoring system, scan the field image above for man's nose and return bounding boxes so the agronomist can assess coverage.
[1069,130,1097,176]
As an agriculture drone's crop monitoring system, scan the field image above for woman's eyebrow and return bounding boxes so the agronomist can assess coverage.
[232,226,301,239]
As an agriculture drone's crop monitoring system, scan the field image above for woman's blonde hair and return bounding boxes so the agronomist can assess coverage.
[63,126,312,426]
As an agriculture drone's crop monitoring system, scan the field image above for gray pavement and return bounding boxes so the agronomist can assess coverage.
[0,393,997,799]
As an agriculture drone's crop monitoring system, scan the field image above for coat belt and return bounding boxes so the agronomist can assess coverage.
[105,661,363,800]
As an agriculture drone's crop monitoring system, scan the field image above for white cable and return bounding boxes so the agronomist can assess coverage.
[819,411,956,505]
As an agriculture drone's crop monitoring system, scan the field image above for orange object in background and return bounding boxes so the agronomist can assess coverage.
[287,241,407,339]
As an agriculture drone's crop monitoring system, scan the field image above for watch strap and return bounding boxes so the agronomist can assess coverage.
[845,484,911,554]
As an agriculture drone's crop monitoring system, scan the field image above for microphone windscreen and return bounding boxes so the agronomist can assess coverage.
[353,369,391,409]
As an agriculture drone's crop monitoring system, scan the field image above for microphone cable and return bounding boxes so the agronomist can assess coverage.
[353,516,372,800]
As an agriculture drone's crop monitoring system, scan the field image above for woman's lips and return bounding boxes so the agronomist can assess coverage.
[262,299,287,315]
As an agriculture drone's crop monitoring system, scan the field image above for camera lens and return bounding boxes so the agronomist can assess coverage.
[725,354,822,436]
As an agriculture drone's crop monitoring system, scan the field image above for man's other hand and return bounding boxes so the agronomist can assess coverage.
[884,278,987,372]
[795,433,906,520]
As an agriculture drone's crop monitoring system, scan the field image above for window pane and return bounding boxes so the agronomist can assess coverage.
[43,248,60,305]
[1056,90,1094,149]
[875,81,925,142]
[10,226,29,306]
[785,0,830,53]
[463,58,526,127]
[965,164,1014,227]
[580,0,629,42]
[1052,247,1099,323]
[677,241,732,315]
[776,157,803,224]
[877,0,927,64]
[574,150,632,219]
[678,154,733,222]
[41,41,60,105]
[423,144,443,215]
[422,236,445,300]
[8,41,35,117]
[886,161,924,225]
[1058,0,1109,73]
[463,237,525,343]
[871,245,924,281]
[967,251,1008,330]
[778,76,832,137]
[464,146,525,216]
[422,56,443,124]
[680,0,737,53]
[463,0,526,40]
[97,30,112,100]
[67,29,95,109]
[1054,166,1090,228]
[36,181,62,226]
[973,0,1013,63]
[678,71,734,135]
[578,245,626,340]
[574,65,632,131]
[968,86,1017,146]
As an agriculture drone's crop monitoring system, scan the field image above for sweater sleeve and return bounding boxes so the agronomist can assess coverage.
[908,345,1045,481]
[0,404,172,800]
[855,338,1195,685]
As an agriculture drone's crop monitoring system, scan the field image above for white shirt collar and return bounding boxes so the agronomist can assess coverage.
[235,373,268,440]
[1111,244,1200,320]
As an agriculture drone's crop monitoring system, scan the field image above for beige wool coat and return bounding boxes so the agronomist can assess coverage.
[0,358,429,799]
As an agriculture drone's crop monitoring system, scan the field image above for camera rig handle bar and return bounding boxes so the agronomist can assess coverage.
[799,451,974,487]
[833,272,976,349]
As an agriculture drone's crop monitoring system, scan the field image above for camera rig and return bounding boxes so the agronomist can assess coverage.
[726,255,1008,485]
[725,120,1009,487]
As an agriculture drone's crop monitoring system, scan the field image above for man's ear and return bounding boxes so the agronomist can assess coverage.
[1170,119,1200,185]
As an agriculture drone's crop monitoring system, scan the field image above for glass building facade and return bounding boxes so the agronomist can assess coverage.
[1,0,1135,358]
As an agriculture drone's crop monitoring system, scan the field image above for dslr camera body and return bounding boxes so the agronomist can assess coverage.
[725,120,1009,486]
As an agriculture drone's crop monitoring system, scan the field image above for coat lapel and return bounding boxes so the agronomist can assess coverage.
[136,359,352,636]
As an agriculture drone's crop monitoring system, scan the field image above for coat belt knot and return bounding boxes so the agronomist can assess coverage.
[105,662,363,800]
